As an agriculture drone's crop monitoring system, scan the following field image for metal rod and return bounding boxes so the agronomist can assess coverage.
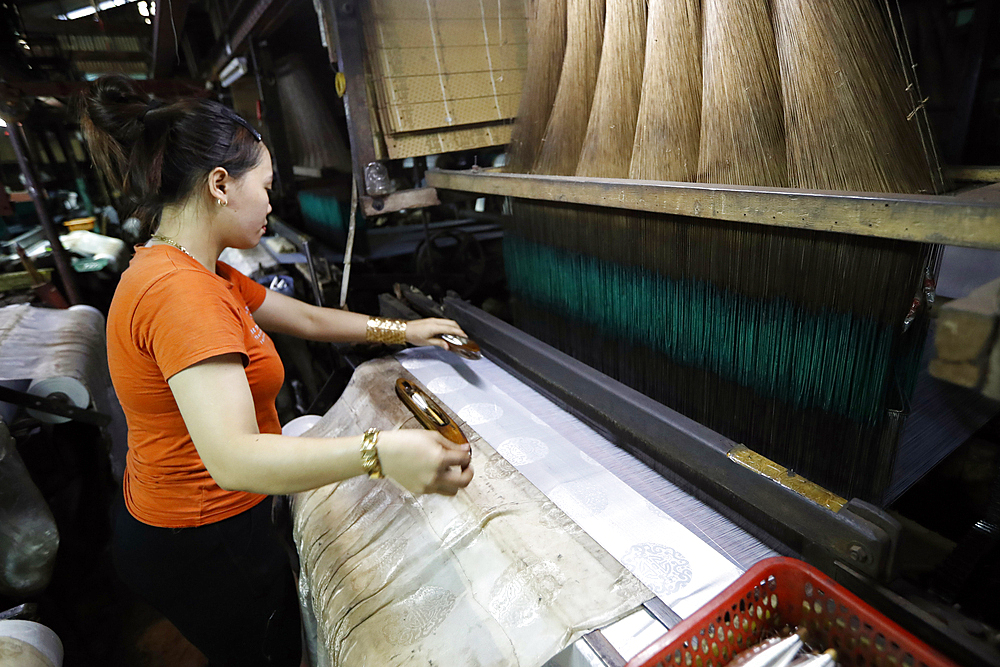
[582,630,627,667]
[643,598,682,630]
[7,122,81,305]
[302,240,324,307]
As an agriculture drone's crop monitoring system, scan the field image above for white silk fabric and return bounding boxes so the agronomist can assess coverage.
[292,356,653,667]
[397,347,744,617]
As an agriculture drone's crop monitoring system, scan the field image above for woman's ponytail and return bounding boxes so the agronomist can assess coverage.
[79,75,264,242]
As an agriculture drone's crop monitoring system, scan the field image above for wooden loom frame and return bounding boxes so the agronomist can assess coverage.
[426,169,1000,251]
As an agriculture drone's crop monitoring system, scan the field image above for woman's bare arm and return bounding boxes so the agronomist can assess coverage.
[167,353,473,495]
[250,289,466,347]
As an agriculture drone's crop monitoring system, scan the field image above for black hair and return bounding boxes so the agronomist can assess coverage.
[78,74,265,241]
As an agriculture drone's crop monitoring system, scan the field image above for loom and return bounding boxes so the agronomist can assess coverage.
[443,0,997,658]
[286,0,1000,665]
[291,289,995,666]
[486,0,948,506]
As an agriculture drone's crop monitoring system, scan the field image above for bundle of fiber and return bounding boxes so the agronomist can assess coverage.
[629,0,702,182]
[774,0,936,194]
[575,0,648,179]
[532,0,606,176]
[505,0,567,174]
[697,0,786,187]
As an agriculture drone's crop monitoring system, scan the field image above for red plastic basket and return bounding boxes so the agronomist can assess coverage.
[627,557,956,667]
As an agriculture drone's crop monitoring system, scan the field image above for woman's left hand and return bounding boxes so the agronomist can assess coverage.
[405,318,468,349]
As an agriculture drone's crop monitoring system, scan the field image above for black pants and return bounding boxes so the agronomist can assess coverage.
[113,497,302,667]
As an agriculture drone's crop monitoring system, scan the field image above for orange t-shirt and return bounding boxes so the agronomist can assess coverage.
[107,245,284,528]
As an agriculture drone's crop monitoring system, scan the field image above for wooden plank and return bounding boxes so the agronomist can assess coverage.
[424,169,1000,251]
[370,17,527,49]
[372,44,526,78]
[948,166,1000,183]
[375,70,524,107]
[385,123,511,159]
[362,187,440,216]
[379,93,519,133]
[929,277,1000,390]
[581,630,626,667]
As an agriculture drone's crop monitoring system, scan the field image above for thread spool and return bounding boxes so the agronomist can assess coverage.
[68,304,103,318]
[281,415,323,438]
[26,377,90,424]
[0,620,63,667]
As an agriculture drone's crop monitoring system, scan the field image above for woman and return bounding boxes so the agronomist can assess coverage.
[80,75,474,666]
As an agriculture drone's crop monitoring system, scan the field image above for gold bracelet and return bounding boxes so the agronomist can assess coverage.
[366,317,407,346]
[360,427,384,479]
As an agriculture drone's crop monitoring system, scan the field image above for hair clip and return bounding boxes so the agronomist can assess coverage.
[139,98,165,122]
[220,105,262,142]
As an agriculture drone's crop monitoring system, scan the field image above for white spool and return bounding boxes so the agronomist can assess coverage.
[26,377,90,424]
[0,620,63,667]
[68,304,103,318]
[281,415,322,437]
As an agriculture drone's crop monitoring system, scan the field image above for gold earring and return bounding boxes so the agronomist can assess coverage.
[217,198,227,207]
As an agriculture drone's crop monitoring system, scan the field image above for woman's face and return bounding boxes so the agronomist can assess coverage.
[225,146,273,249]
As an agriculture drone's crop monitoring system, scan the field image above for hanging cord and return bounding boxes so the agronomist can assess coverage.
[340,176,359,310]
[884,0,946,193]
[167,0,180,64]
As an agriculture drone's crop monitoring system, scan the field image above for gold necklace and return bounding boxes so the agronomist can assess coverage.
[150,234,193,258]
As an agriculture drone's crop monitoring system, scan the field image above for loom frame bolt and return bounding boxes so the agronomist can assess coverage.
[849,544,870,564]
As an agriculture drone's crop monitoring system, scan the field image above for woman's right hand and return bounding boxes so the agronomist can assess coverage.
[376,429,474,496]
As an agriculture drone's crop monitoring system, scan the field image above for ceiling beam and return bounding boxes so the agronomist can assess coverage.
[150,0,190,78]
[0,54,32,82]
[22,15,147,37]
[0,78,208,101]
[254,0,306,40]
[197,0,297,81]
[68,49,149,62]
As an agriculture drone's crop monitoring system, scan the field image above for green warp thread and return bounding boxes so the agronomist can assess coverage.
[504,235,896,424]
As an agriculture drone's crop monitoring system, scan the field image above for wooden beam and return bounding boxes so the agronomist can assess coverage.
[362,187,440,217]
[947,166,1000,183]
[332,0,379,196]
[425,169,1000,251]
